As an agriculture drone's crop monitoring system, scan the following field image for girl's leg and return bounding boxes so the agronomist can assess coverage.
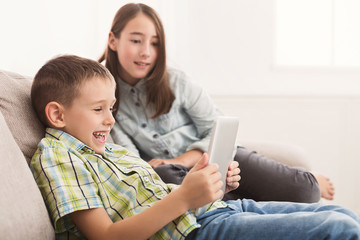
[155,146,321,203]
[186,200,360,240]
[223,146,321,203]
[154,164,189,185]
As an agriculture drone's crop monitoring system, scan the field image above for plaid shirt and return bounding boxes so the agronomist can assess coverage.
[31,128,226,240]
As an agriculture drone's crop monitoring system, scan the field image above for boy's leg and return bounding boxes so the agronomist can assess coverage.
[223,146,321,203]
[186,200,360,240]
[237,199,359,221]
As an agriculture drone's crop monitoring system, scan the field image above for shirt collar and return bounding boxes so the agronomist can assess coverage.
[117,77,146,95]
[45,128,113,155]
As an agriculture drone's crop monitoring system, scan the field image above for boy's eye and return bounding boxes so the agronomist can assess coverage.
[94,108,102,112]
[131,39,141,44]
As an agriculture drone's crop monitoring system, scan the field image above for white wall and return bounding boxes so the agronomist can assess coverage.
[1,0,360,211]
[2,0,360,95]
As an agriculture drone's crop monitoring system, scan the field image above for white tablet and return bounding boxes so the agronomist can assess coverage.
[195,116,239,216]
[207,116,240,194]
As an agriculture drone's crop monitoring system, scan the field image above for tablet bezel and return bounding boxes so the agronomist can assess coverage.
[207,116,239,194]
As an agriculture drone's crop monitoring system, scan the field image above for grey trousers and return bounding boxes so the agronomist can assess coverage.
[154,146,321,203]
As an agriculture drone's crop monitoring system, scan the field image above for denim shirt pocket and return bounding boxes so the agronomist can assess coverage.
[155,104,185,134]
[116,113,138,136]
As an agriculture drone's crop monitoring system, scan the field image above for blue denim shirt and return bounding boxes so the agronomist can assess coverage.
[111,68,223,161]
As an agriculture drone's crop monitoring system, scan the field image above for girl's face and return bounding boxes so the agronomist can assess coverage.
[109,13,159,86]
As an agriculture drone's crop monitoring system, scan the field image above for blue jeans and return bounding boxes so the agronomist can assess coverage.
[185,199,360,240]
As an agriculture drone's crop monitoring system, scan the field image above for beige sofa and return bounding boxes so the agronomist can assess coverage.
[0,69,312,239]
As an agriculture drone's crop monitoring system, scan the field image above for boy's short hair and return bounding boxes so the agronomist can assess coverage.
[31,55,115,127]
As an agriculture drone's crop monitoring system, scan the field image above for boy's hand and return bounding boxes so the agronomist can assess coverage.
[177,153,223,209]
[225,161,241,193]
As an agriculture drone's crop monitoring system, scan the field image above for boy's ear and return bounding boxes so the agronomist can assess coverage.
[45,102,66,128]
[108,32,118,51]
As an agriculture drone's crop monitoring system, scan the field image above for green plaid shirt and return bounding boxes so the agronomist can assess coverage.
[31,128,226,239]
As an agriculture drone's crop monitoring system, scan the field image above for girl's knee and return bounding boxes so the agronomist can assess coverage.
[288,172,321,203]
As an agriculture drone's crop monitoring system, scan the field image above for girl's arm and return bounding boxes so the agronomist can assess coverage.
[70,154,223,240]
[148,149,203,168]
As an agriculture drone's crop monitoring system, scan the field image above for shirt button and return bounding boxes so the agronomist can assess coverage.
[135,102,140,107]
[153,134,159,139]
[144,176,149,182]
[164,150,169,155]
[141,123,147,128]
[130,88,135,94]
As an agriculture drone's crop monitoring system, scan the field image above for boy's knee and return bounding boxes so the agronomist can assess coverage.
[324,212,360,239]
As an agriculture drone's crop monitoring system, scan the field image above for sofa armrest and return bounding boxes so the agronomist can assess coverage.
[240,140,312,171]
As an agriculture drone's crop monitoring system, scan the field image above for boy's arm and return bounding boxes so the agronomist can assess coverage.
[148,151,241,194]
[70,153,223,240]
[225,161,241,193]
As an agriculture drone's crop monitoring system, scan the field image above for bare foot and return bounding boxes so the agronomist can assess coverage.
[313,173,335,200]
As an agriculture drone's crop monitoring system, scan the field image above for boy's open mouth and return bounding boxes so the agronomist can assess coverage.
[93,132,106,143]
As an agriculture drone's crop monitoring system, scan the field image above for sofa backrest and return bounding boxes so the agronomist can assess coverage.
[0,110,55,239]
[0,70,54,238]
[0,69,117,238]
[0,70,45,164]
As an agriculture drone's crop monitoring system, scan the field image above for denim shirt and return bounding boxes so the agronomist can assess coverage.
[111,68,223,161]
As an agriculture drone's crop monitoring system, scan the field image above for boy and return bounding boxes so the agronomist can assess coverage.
[31,55,360,240]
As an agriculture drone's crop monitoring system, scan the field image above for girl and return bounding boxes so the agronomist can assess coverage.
[99,3,334,202]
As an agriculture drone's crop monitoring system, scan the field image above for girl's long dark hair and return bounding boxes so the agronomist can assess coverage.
[99,3,175,118]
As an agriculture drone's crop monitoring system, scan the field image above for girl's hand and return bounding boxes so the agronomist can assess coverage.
[148,158,172,168]
[225,161,241,193]
[177,153,223,209]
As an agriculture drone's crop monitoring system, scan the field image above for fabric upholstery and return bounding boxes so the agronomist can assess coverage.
[0,111,55,239]
[0,70,45,164]
[241,140,312,170]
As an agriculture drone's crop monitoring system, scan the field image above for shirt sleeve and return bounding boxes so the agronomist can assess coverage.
[31,143,103,232]
[178,72,223,153]
[111,121,140,156]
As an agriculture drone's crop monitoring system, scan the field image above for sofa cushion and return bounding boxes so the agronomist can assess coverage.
[0,111,55,239]
[0,70,45,164]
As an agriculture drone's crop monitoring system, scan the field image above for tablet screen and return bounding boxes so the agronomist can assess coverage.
[195,116,240,216]
[208,116,239,193]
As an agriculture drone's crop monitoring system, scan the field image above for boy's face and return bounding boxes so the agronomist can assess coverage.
[62,77,116,154]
